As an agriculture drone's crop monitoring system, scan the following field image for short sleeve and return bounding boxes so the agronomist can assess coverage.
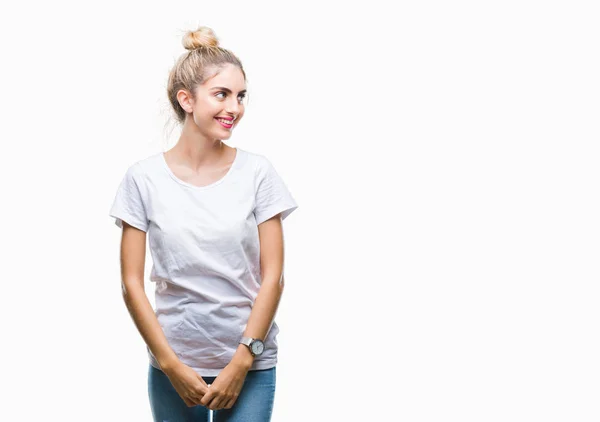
[109,163,149,232]
[253,156,299,225]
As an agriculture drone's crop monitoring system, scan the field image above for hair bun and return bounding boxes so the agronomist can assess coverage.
[182,26,219,51]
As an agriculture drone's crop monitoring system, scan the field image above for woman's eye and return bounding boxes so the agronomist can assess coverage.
[216,92,246,103]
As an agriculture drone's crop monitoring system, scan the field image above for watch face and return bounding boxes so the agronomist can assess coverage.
[251,340,264,355]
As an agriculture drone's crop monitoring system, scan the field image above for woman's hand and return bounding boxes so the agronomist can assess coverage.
[163,361,210,407]
[200,361,249,410]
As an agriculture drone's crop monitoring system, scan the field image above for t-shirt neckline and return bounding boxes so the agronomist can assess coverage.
[160,147,241,190]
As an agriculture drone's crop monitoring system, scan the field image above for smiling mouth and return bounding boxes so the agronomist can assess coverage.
[215,118,234,128]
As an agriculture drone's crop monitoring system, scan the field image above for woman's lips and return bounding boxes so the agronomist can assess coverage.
[215,118,233,129]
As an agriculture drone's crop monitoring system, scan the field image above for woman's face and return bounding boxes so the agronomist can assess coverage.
[179,63,247,141]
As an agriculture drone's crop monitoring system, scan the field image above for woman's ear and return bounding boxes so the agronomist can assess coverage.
[176,89,194,113]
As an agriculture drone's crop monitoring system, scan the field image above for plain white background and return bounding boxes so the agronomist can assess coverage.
[1,1,599,421]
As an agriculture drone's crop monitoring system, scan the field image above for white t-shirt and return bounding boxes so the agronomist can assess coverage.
[109,147,298,376]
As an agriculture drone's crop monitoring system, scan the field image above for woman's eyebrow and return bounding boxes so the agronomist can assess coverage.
[211,86,247,94]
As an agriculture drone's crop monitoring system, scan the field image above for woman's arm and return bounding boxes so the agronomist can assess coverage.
[119,221,180,372]
[231,213,287,369]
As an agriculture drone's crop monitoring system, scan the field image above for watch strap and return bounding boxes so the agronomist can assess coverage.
[239,336,253,347]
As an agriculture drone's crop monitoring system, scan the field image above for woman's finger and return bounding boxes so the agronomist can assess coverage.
[224,397,236,409]
[210,396,224,410]
[183,396,195,407]
[189,394,202,406]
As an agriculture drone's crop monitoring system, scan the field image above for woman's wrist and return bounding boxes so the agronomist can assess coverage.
[158,355,181,374]
[232,343,255,369]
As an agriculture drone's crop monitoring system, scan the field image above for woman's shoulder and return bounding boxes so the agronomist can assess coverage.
[129,152,165,176]
[239,148,275,170]
[232,147,272,176]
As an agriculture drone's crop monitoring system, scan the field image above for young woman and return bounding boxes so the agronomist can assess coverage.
[109,26,298,422]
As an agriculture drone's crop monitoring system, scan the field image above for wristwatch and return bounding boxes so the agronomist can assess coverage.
[239,336,265,357]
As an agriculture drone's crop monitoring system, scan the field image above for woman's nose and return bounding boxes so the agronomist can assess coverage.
[226,99,242,114]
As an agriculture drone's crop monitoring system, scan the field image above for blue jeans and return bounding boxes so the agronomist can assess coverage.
[148,364,276,422]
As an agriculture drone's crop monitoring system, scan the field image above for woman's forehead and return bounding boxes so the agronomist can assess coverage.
[202,65,245,89]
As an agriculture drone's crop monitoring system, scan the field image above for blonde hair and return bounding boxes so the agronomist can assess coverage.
[167,26,247,125]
